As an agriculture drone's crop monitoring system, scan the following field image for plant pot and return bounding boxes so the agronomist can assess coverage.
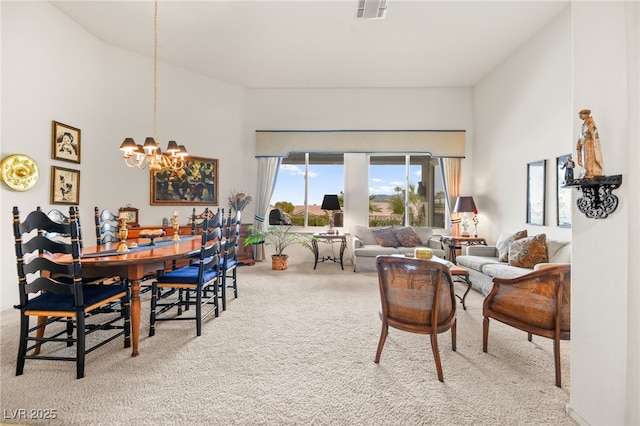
[271,254,288,270]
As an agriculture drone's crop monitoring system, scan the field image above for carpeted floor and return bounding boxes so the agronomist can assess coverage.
[0,260,574,425]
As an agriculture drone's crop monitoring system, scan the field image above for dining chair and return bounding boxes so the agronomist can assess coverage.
[219,216,241,311]
[41,208,85,248]
[94,207,120,246]
[191,207,224,235]
[375,255,457,382]
[12,206,130,379]
[483,264,571,387]
[149,209,222,337]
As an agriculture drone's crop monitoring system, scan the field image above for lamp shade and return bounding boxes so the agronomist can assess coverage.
[453,196,477,213]
[321,194,341,211]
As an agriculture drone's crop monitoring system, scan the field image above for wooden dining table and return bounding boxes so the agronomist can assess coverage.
[75,236,201,356]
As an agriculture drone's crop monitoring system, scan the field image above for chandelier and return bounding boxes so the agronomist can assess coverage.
[119,0,188,173]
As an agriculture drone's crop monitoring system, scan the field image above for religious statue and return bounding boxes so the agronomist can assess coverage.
[576,109,603,179]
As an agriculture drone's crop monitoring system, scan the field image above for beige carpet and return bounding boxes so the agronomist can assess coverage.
[0,261,574,425]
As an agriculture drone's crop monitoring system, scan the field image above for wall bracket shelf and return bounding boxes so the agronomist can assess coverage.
[563,174,622,219]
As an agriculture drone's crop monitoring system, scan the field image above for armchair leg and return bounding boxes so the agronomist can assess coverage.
[374,323,388,363]
[430,332,444,382]
[528,332,533,342]
[554,337,562,387]
[451,319,457,352]
[483,317,489,352]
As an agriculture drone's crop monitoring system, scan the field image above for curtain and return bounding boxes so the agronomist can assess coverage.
[254,157,281,229]
[440,157,461,235]
[253,157,281,261]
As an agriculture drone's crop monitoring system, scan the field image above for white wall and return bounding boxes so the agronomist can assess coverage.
[473,8,572,244]
[0,1,250,310]
[570,2,639,425]
[247,87,475,228]
[475,4,639,424]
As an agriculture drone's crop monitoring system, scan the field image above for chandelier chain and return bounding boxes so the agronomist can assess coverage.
[153,0,158,140]
[118,0,188,173]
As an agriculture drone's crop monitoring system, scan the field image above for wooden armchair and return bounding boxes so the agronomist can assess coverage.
[375,256,457,382]
[482,264,571,387]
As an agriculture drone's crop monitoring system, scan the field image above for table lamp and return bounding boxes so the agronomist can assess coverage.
[453,196,477,237]
[321,194,341,234]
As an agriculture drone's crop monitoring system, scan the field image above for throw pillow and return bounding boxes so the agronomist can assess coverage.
[373,228,401,247]
[496,230,528,262]
[393,227,422,247]
[508,234,549,268]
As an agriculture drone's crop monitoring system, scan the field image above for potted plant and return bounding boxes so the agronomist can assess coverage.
[243,225,316,270]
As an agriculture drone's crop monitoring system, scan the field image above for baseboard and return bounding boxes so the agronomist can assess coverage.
[566,404,590,426]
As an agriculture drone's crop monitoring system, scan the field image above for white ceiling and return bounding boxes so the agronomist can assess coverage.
[50,0,569,89]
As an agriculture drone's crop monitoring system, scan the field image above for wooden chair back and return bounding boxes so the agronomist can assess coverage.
[94,207,120,246]
[375,255,457,382]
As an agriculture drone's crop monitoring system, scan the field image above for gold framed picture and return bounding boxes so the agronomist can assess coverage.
[52,121,81,164]
[150,156,218,206]
[51,166,80,205]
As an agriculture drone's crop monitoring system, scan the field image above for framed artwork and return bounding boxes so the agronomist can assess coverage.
[150,156,218,206]
[556,154,572,227]
[52,121,81,164]
[526,160,546,225]
[119,205,140,228]
[51,166,80,205]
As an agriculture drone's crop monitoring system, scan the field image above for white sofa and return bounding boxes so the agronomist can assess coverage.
[352,225,446,272]
[456,233,571,296]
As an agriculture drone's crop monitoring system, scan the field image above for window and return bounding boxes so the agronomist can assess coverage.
[369,155,444,227]
[271,153,344,227]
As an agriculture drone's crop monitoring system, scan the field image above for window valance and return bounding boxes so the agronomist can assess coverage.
[255,130,466,158]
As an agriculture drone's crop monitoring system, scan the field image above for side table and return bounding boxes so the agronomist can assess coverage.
[312,233,348,270]
[440,235,487,264]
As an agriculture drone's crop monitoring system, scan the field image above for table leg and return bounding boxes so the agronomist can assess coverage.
[129,279,141,356]
[312,240,319,270]
[454,275,472,310]
[339,239,346,270]
[32,316,48,355]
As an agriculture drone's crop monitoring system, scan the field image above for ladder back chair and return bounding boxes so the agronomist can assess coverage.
[219,215,241,311]
[94,207,120,246]
[375,255,457,382]
[149,209,222,337]
[191,207,224,235]
[12,206,130,379]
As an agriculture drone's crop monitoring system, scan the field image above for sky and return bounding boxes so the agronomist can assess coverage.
[270,163,441,206]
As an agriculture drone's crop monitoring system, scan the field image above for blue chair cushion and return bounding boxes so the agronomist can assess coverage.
[157,266,219,285]
[24,283,127,312]
[220,259,237,269]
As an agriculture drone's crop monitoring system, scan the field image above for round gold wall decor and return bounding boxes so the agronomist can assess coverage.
[0,154,40,191]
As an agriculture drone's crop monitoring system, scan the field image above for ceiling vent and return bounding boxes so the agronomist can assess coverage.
[356,0,388,19]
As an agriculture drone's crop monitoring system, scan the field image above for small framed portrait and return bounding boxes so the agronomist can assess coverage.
[51,166,80,205]
[119,206,140,228]
[52,121,81,164]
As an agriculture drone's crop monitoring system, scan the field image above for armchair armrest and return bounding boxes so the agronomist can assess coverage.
[353,236,363,248]
[465,245,498,257]
[427,237,442,251]
[534,262,570,271]
[484,264,571,337]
